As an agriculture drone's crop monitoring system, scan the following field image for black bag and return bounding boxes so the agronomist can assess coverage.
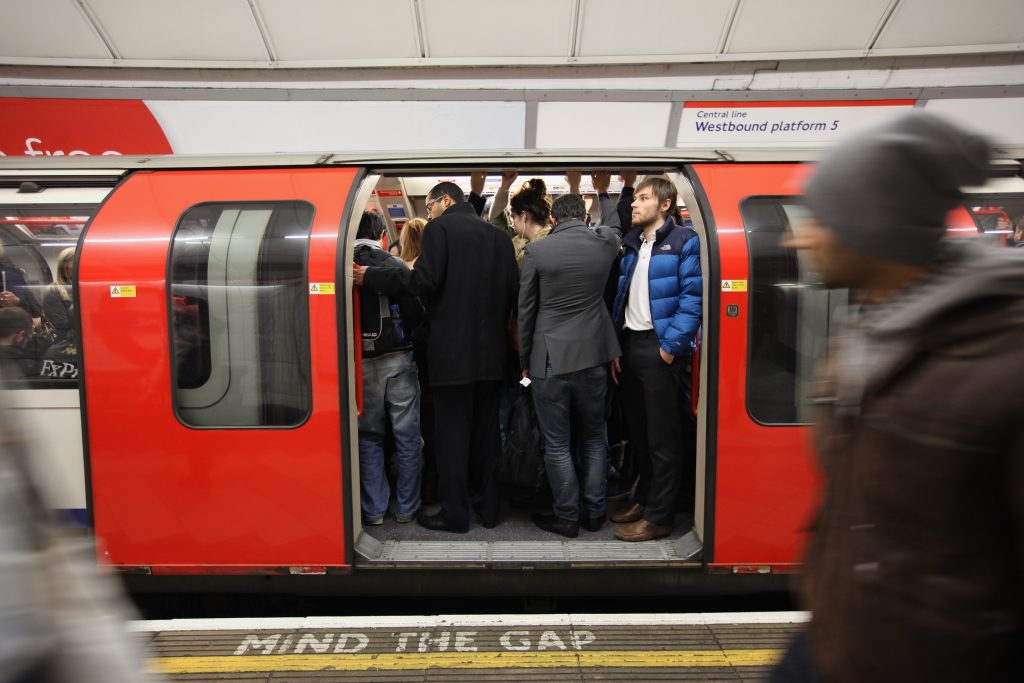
[355,244,410,357]
[498,388,546,490]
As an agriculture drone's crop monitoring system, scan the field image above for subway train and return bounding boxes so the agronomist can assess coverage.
[1,149,1021,596]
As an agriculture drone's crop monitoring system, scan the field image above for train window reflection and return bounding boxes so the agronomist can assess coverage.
[741,197,847,425]
[169,202,315,428]
[966,196,1024,248]
[0,206,93,389]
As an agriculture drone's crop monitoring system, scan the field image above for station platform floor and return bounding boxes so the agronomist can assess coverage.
[135,611,806,681]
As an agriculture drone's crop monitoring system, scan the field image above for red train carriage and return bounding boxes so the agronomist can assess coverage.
[1,153,1018,594]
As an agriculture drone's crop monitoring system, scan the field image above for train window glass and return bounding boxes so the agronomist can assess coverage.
[742,198,847,425]
[965,196,1024,248]
[0,206,93,389]
[169,202,315,428]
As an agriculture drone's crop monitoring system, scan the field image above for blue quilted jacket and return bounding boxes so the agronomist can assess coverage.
[612,216,702,356]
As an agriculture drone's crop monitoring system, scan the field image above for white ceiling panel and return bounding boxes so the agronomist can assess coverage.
[256,0,419,60]
[578,0,733,57]
[0,0,111,59]
[421,0,574,58]
[874,0,1024,50]
[87,0,268,61]
[727,0,893,53]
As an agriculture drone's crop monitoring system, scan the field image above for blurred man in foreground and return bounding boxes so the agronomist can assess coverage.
[773,112,1024,682]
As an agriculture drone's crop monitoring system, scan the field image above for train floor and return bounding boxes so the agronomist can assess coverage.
[137,612,806,681]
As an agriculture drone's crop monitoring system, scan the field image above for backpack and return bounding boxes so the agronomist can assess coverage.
[498,388,546,490]
[354,243,412,357]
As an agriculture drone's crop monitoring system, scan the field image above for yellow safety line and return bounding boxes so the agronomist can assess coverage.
[149,648,784,674]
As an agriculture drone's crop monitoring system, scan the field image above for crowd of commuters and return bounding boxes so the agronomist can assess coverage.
[354,171,703,541]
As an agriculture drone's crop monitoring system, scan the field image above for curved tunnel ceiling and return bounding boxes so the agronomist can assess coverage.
[0,0,1020,69]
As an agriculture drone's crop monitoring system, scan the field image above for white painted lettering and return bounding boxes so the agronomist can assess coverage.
[294,633,333,654]
[454,631,477,652]
[394,632,418,652]
[24,138,43,157]
[333,633,368,653]
[571,630,596,650]
[538,631,566,651]
[234,634,281,655]
[419,631,450,652]
[276,634,295,654]
[500,630,531,651]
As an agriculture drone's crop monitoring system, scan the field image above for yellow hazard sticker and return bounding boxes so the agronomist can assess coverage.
[109,285,137,298]
[721,280,747,292]
[309,283,335,295]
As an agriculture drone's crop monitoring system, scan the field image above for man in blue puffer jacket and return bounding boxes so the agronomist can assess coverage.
[609,177,702,542]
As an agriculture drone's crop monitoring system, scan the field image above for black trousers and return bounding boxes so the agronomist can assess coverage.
[620,329,694,526]
[432,380,502,529]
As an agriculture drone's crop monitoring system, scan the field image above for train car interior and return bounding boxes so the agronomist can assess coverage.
[346,167,710,567]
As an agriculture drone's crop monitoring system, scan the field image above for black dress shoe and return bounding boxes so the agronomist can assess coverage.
[474,503,500,529]
[582,513,606,532]
[532,512,579,539]
[416,511,469,533]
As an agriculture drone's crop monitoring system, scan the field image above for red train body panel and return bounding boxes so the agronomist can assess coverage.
[81,168,356,569]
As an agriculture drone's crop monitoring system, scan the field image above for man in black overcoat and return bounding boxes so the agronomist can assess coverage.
[354,182,519,532]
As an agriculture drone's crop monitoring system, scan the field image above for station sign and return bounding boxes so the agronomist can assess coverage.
[677,100,916,147]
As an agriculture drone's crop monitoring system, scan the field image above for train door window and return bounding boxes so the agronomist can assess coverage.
[965,196,1024,248]
[169,202,315,428]
[0,206,93,387]
[742,198,847,425]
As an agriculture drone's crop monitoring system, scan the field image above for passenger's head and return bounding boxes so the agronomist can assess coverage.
[400,217,428,263]
[631,177,678,230]
[510,178,552,240]
[356,210,387,241]
[55,247,75,285]
[426,182,465,220]
[0,306,32,347]
[798,111,990,290]
[551,194,586,224]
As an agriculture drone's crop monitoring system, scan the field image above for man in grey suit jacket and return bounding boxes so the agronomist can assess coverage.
[519,193,622,538]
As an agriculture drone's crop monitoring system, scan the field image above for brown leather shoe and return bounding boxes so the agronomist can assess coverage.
[610,502,645,524]
[614,519,673,542]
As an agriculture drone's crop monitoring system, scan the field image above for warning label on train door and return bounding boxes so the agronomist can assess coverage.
[110,285,136,298]
[721,280,747,292]
[309,283,335,295]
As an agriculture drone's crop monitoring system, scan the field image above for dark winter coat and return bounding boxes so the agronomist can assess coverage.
[362,202,518,387]
[801,241,1024,683]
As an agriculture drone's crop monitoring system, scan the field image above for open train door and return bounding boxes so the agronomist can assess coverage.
[79,166,359,574]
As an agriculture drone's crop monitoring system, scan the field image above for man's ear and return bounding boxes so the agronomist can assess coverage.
[660,198,673,218]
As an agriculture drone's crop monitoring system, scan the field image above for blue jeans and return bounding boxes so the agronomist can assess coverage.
[358,352,422,519]
[531,364,608,522]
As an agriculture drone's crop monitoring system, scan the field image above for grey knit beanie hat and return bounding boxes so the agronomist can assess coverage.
[804,111,990,266]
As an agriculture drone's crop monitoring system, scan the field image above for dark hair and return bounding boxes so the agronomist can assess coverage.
[0,306,32,338]
[428,181,465,204]
[551,194,586,223]
[509,178,551,225]
[636,177,678,218]
[357,210,386,240]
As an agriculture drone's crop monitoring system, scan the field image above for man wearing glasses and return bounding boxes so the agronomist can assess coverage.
[354,181,519,533]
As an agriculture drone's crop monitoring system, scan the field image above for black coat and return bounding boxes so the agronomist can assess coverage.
[363,202,518,386]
